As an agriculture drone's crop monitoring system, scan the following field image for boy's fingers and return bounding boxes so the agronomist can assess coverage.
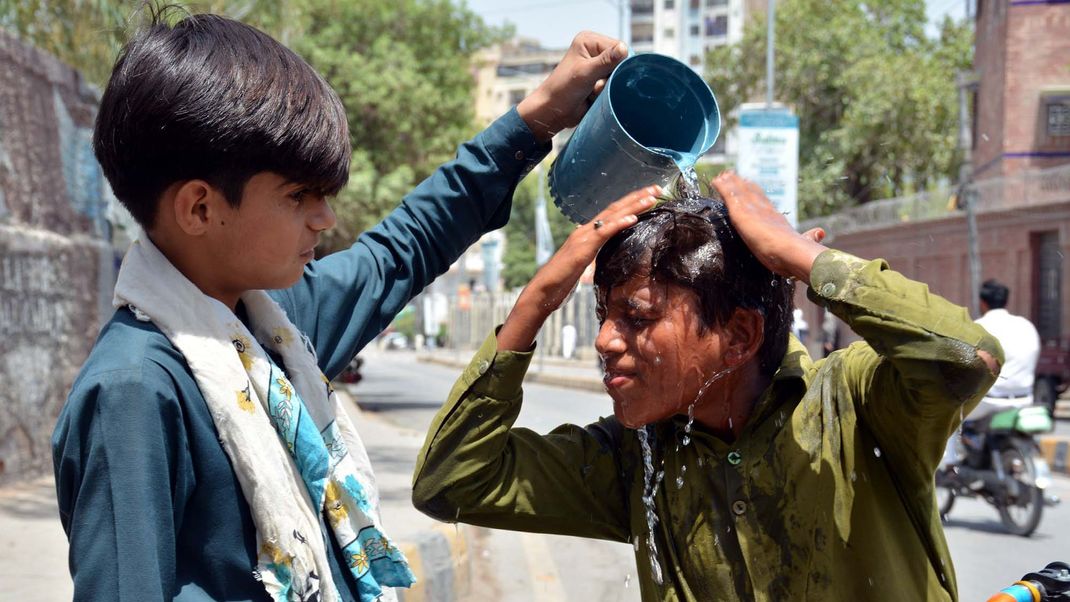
[802,227,826,243]
[602,185,661,215]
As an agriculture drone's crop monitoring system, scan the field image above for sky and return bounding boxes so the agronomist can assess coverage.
[463,0,970,49]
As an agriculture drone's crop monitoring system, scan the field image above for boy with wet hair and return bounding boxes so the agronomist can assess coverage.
[412,173,1003,600]
[51,9,629,601]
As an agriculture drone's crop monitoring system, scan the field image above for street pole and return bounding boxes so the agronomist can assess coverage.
[766,0,775,108]
[957,70,980,317]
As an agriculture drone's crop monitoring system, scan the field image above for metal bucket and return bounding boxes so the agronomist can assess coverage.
[549,53,721,224]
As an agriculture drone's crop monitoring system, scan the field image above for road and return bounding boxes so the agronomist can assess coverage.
[353,349,1070,602]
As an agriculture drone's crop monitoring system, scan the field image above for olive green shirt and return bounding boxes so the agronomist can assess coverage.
[412,250,1002,601]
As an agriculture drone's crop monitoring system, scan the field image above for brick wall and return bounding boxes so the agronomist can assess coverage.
[0,29,115,484]
[796,199,1070,353]
[975,1,1070,179]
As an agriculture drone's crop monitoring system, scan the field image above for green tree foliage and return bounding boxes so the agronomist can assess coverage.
[2,0,505,252]
[0,0,129,86]
[706,0,973,217]
[501,169,575,290]
[289,0,508,251]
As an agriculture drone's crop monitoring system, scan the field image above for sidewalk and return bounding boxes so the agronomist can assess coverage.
[0,391,471,602]
[419,348,1070,476]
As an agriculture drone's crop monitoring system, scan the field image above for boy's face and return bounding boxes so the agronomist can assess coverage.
[211,172,336,292]
[596,276,730,428]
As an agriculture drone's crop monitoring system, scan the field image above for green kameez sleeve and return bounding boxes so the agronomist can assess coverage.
[807,249,1003,482]
[412,330,632,542]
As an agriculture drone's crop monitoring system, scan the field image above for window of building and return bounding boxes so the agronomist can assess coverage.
[705,14,728,37]
[664,27,675,38]
[631,0,654,14]
[690,24,701,36]
[705,0,728,6]
[690,0,701,9]
[690,54,702,66]
[632,22,654,43]
[664,0,675,9]
[1047,99,1070,137]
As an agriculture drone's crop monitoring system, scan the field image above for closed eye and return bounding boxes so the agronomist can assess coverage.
[288,188,310,203]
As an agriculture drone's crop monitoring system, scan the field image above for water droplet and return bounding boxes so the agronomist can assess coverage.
[682,435,691,446]
[771,279,778,286]
[624,575,631,588]
[873,447,882,458]
[850,471,857,482]
[676,476,684,489]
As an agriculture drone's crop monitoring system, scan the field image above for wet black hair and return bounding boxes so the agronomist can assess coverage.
[594,194,795,377]
[93,8,350,228]
[980,278,1009,309]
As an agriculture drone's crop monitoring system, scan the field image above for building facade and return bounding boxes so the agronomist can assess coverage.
[971,0,1070,180]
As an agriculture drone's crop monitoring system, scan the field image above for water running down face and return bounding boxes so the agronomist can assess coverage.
[593,196,795,430]
[596,276,735,428]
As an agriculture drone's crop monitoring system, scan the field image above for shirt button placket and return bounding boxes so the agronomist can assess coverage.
[727,450,745,517]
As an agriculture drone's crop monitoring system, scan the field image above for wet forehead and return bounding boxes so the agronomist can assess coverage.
[607,277,671,312]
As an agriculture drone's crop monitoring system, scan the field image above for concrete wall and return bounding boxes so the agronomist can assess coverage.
[0,29,115,484]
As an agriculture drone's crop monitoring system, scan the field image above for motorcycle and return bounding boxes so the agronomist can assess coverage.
[936,404,1055,536]
[338,355,364,384]
[988,561,1070,601]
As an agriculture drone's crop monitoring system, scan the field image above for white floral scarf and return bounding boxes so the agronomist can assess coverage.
[113,236,414,602]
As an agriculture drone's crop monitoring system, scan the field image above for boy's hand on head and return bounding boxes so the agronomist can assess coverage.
[517,31,628,142]
[711,171,828,283]
[497,186,659,351]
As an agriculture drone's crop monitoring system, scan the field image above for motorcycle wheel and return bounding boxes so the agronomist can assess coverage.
[996,441,1044,537]
[934,471,956,518]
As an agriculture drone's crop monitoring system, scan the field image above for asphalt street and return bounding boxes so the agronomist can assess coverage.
[354,349,1070,602]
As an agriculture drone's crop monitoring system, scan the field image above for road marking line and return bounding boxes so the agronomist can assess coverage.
[521,532,568,601]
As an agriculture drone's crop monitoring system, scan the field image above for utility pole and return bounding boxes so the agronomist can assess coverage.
[766,0,776,108]
[958,70,981,317]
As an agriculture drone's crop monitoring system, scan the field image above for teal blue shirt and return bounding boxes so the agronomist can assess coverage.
[51,108,548,601]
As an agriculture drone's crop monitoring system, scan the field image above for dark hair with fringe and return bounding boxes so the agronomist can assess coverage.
[593,192,795,377]
[93,7,350,228]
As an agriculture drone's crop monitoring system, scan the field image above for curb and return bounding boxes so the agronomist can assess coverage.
[1039,436,1069,476]
[419,355,606,393]
[336,388,474,602]
[396,523,471,602]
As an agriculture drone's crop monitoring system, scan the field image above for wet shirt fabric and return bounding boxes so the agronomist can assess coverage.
[412,250,1002,601]
[51,108,548,602]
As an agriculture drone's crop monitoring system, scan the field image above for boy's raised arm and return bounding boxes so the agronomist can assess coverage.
[279,32,629,377]
[712,172,1003,483]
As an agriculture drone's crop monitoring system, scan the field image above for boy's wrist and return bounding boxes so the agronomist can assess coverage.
[516,91,558,143]
[782,239,828,282]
